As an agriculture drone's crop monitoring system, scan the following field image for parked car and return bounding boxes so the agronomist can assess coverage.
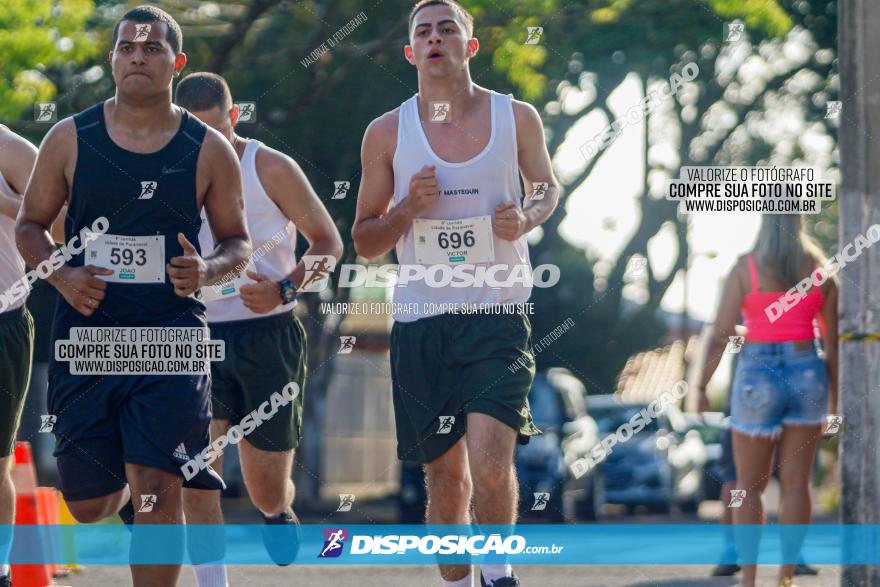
[398,368,604,523]
[586,394,708,514]
[516,368,604,521]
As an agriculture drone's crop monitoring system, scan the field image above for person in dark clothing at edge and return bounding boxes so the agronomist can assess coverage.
[15,6,251,586]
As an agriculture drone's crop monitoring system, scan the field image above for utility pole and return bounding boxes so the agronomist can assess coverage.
[839,1,880,585]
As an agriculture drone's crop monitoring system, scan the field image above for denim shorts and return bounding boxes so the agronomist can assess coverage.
[729,340,829,438]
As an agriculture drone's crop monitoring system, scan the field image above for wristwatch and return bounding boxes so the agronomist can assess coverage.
[278,278,297,304]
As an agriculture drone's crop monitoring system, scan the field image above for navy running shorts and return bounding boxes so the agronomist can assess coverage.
[48,371,224,501]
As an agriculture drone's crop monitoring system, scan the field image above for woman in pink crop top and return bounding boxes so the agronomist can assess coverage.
[694,215,838,587]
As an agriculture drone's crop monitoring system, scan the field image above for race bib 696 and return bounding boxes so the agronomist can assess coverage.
[413,215,495,264]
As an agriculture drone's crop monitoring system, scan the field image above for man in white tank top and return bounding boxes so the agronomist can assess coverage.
[0,126,39,587]
[352,2,559,586]
[175,73,343,584]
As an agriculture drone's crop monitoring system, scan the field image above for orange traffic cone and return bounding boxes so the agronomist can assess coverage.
[10,443,36,497]
[36,488,69,578]
[10,442,53,587]
[57,498,80,573]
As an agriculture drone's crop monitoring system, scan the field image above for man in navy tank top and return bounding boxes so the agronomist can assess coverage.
[352,2,560,586]
[15,6,251,586]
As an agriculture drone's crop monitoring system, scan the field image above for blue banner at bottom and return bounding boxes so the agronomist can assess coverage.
[2,524,878,565]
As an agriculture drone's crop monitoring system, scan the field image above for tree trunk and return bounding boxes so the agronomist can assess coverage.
[839,1,880,584]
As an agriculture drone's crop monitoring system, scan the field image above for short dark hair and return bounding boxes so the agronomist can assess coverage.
[409,0,474,38]
[113,5,183,54]
[175,72,232,112]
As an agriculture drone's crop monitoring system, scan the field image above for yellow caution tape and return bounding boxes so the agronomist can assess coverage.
[839,332,880,342]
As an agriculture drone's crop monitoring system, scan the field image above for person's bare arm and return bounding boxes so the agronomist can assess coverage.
[820,278,839,414]
[1,126,66,241]
[0,126,37,220]
[167,129,251,297]
[493,101,560,240]
[239,146,344,313]
[0,189,21,220]
[351,112,439,259]
[47,206,67,244]
[14,120,70,262]
[15,119,112,316]
[694,258,747,409]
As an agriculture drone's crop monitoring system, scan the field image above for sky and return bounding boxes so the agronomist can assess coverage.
[549,73,769,394]
[553,73,764,325]
[550,25,838,330]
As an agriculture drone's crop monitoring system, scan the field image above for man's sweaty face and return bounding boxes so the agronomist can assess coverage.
[111,21,177,91]
[409,6,471,70]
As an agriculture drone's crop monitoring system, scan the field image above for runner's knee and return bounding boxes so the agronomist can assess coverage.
[426,464,472,506]
[248,483,290,514]
[183,488,221,517]
[67,497,118,523]
[778,466,811,494]
[471,461,512,495]
[735,477,768,498]
[127,466,181,505]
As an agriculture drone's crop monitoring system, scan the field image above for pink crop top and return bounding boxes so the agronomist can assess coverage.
[741,254,825,342]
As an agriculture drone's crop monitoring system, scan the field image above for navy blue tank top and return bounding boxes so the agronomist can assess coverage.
[51,101,208,372]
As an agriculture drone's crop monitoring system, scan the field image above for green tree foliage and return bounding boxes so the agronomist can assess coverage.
[16,0,837,499]
[0,0,98,121]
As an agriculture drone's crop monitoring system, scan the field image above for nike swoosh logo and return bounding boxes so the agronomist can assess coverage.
[161,166,185,175]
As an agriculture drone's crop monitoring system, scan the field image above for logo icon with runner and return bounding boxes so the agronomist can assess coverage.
[300,255,337,292]
[35,102,57,123]
[728,489,746,508]
[138,494,157,513]
[338,336,356,354]
[626,256,647,279]
[822,414,843,436]
[332,181,350,200]
[133,23,152,42]
[38,415,57,433]
[531,492,550,511]
[337,494,356,512]
[725,335,745,354]
[430,101,451,123]
[236,102,256,123]
[724,22,745,42]
[530,182,548,200]
[437,416,455,434]
[319,528,348,558]
[524,27,543,45]
[139,181,157,200]
[825,101,842,119]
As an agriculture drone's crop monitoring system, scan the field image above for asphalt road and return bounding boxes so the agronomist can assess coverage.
[58,563,843,587]
[42,482,848,586]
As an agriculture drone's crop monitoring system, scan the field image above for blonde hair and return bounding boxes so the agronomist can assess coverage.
[753,214,827,286]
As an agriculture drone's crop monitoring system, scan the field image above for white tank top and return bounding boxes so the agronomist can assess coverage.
[0,170,26,312]
[198,140,298,322]
[391,91,531,323]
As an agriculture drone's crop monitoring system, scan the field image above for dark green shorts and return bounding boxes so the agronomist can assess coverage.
[390,310,540,463]
[208,311,307,452]
[0,307,34,457]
